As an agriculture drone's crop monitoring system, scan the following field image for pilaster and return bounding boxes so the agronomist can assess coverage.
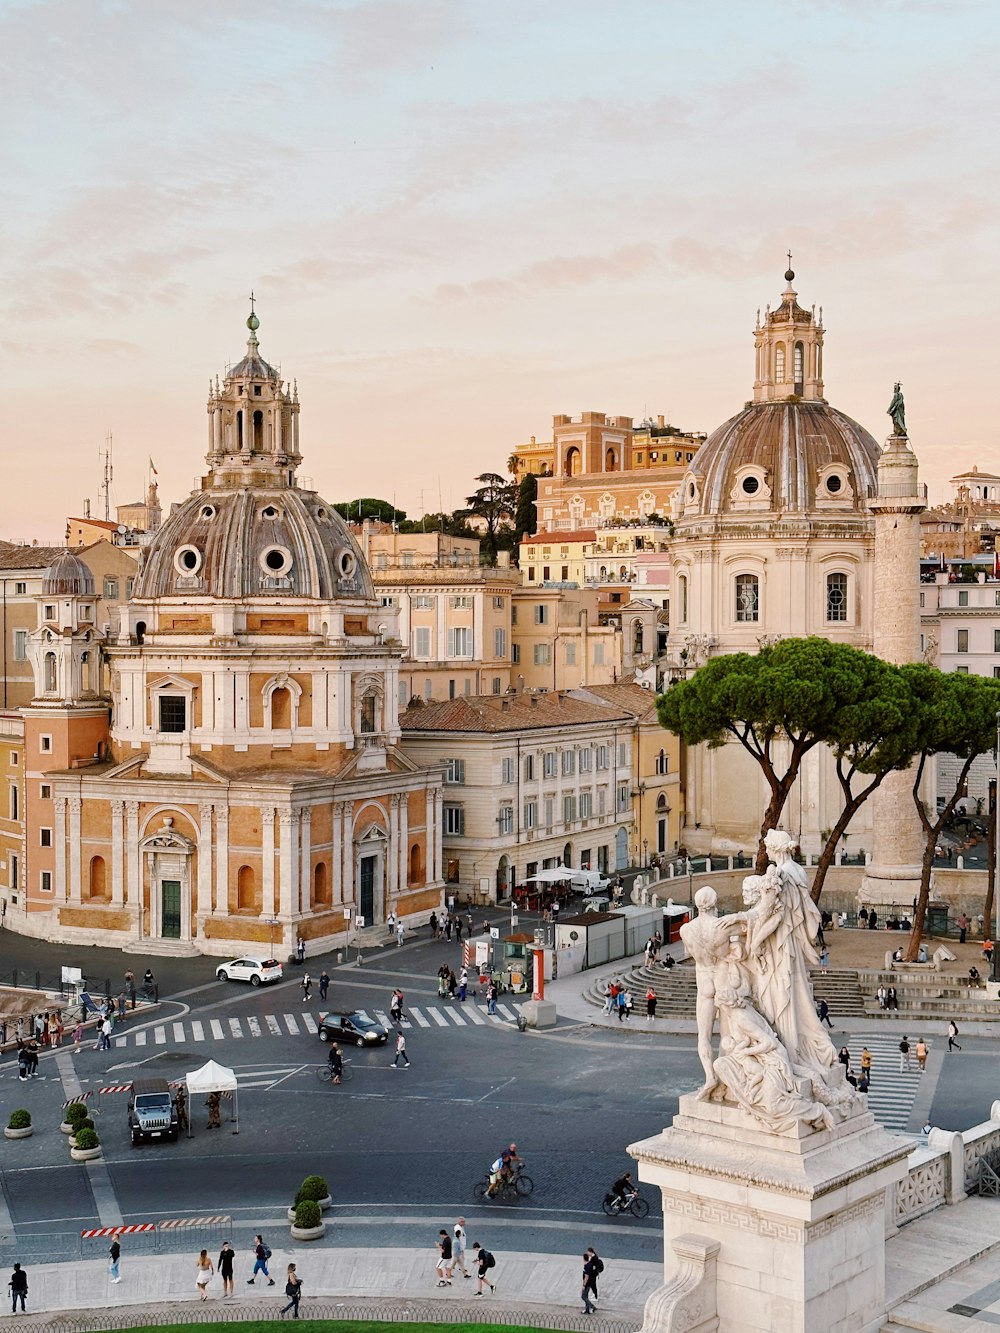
[68,797,82,904]
[125,800,140,909]
[110,799,125,905]
[298,808,311,915]
[54,797,67,903]
[262,806,276,917]
[215,806,229,912]
[197,803,213,929]
[278,809,295,918]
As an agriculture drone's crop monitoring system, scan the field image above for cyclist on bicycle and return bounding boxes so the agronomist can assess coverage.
[488,1142,522,1195]
[327,1042,344,1084]
[611,1171,634,1208]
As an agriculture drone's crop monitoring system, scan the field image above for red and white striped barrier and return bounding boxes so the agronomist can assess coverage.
[80,1224,155,1239]
[158,1216,230,1229]
[98,1084,134,1095]
[62,1091,94,1108]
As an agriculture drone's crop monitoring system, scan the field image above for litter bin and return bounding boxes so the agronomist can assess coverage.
[927,903,949,937]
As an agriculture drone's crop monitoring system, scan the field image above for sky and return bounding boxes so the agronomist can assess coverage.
[1,0,997,541]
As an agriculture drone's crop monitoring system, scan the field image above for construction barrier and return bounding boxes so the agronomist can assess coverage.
[80,1225,155,1239]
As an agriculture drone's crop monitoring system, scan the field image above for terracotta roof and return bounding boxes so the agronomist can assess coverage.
[66,517,118,530]
[570,682,659,721]
[521,530,597,546]
[0,543,67,570]
[400,692,633,734]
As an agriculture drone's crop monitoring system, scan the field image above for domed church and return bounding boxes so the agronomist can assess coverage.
[670,267,882,855]
[20,309,444,955]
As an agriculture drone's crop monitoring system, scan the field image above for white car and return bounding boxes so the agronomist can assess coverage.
[215,956,283,987]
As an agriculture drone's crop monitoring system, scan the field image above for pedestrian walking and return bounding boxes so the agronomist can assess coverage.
[195,1249,214,1300]
[584,1248,602,1307]
[281,1263,302,1318]
[646,985,657,1021]
[455,916,464,944]
[444,915,452,942]
[616,988,627,1022]
[436,1229,453,1285]
[602,982,614,1014]
[486,983,498,1016]
[392,1031,410,1068]
[301,973,312,1003]
[916,1037,929,1071]
[318,970,329,1002]
[390,989,405,1025]
[218,1242,235,1298]
[117,991,127,1021]
[860,1047,872,1083]
[948,1019,962,1051]
[581,1251,598,1315]
[429,910,438,939]
[623,990,633,1020]
[899,1036,911,1072]
[458,967,468,1003]
[247,1235,274,1285]
[451,1219,470,1279]
[818,998,833,1029]
[8,1265,27,1314]
[397,920,405,948]
[72,1019,83,1051]
[984,938,995,966]
[471,1241,496,1296]
[838,1045,850,1070]
[108,1235,122,1284]
[97,1016,112,1051]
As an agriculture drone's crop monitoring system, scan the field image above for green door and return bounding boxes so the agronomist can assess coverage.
[161,880,182,939]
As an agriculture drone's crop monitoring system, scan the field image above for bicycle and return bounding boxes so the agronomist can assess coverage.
[473,1163,534,1201]
[315,1062,353,1084]
[602,1187,649,1218]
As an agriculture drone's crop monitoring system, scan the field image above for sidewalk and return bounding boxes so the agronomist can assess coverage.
[0,1246,657,1328]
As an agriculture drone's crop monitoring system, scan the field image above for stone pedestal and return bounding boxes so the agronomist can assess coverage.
[630,1094,909,1333]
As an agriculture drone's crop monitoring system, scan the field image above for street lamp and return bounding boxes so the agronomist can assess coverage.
[267,917,279,956]
[642,838,648,869]
[686,857,694,908]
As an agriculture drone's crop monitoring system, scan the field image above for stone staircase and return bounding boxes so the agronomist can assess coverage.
[811,968,867,1018]
[859,968,1000,1023]
[584,959,698,1016]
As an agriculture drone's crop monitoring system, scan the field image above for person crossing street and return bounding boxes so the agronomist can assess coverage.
[392,1031,410,1068]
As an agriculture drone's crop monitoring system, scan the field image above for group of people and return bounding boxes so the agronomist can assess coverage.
[836,1044,872,1093]
[876,984,900,1009]
[436,963,477,1003]
[299,971,330,1003]
[601,979,633,1021]
[428,908,476,942]
[433,1221,500,1297]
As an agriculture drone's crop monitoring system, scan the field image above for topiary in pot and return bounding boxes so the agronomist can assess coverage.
[74,1127,99,1150]
[66,1102,89,1125]
[293,1200,321,1230]
[8,1110,31,1130]
[78,1117,95,1133]
[295,1175,330,1205]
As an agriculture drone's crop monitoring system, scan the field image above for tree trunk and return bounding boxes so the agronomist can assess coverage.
[985,801,996,946]
[904,836,938,963]
[810,781,882,904]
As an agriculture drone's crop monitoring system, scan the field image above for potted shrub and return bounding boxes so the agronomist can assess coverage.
[290,1198,325,1242]
[70,1126,102,1162]
[69,1118,96,1148]
[287,1174,332,1220]
[61,1102,88,1135]
[5,1110,32,1140]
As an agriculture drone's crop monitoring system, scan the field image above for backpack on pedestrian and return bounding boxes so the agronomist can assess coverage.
[481,1249,496,1269]
[593,1256,604,1274]
[263,1245,272,1261]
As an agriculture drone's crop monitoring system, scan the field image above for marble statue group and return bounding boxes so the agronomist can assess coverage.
[681,829,859,1134]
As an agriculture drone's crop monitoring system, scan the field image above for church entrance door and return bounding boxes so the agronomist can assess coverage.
[161,880,182,939]
[359,855,376,925]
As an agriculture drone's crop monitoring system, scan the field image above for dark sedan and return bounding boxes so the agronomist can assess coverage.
[318,1011,390,1046]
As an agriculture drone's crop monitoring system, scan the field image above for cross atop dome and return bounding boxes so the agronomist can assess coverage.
[752,263,825,404]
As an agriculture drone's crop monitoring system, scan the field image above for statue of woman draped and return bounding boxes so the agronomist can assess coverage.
[741,831,845,1097]
[887,381,907,437]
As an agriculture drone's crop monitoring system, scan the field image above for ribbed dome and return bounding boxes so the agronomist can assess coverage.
[683,401,880,517]
[43,550,95,596]
[134,486,374,601]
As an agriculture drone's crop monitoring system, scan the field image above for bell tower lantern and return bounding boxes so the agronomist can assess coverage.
[753,259,825,404]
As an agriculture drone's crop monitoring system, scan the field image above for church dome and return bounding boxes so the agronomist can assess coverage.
[42,550,95,596]
[133,308,374,603]
[682,400,880,518]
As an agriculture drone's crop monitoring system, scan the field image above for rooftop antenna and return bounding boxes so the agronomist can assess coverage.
[100,432,114,522]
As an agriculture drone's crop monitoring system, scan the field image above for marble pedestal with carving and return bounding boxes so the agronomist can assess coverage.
[630,1094,910,1333]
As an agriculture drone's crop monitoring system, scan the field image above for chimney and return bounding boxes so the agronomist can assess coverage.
[657,415,665,429]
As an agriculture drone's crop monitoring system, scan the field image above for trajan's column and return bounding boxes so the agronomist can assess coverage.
[861,385,927,908]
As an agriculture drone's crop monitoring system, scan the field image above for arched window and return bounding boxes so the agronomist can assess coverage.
[81,650,91,693]
[656,793,668,812]
[253,409,264,450]
[827,572,848,623]
[89,855,106,899]
[409,843,422,885]
[606,448,617,472]
[774,343,785,382]
[271,687,291,729]
[735,573,760,623]
[135,621,146,646]
[43,652,57,693]
[313,861,329,906]
[633,621,644,655]
[563,842,573,867]
[237,865,256,910]
[565,446,581,477]
[794,341,804,388]
[236,410,244,451]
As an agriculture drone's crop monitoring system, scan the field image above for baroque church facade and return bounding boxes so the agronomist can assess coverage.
[19,311,444,955]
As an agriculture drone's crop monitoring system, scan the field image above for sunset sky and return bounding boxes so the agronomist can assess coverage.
[1,0,997,541]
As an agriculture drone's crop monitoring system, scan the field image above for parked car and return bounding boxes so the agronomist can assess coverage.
[128,1078,179,1145]
[318,1011,390,1046]
[215,956,283,986]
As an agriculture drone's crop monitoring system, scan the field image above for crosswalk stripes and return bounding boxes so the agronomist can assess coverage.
[108,1001,521,1051]
[845,1033,924,1132]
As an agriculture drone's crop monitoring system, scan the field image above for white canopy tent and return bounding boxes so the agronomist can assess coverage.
[185,1058,239,1135]
[524,868,575,884]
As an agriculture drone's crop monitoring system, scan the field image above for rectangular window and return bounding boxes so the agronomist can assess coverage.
[956,665,970,674]
[446,858,460,883]
[512,644,521,664]
[494,628,507,658]
[126,578,134,599]
[493,596,506,609]
[542,566,551,581]
[12,630,27,662]
[544,797,554,828]
[39,828,52,847]
[40,871,52,892]
[412,627,431,658]
[618,742,627,766]
[563,794,577,824]
[564,641,577,666]
[543,751,557,778]
[449,595,472,609]
[448,627,472,658]
[524,754,535,781]
[39,784,50,800]
[959,590,969,607]
[39,735,52,753]
[593,643,605,665]
[424,678,433,700]
[158,695,187,732]
[501,757,515,784]
[596,745,608,770]
[380,596,396,608]
[412,595,433,609]
[618,784,630,812]
[445,758,466,785]
[524,800,537,829]
[561,565,569,581]
[443,804,465,835]
[598,787,607,815]
[44,604,55,620]
[527,568,536,582]
[9,752,16,766]
[533,643,551,665]
[994,667,1000,679]
[511,605,518,624]
[994,628,1000,654]
[402,553,413,568]
[499,806,514,835]
[579,748,592,773]
[9,785,18,820]
[14,582,26,596]
[103,577,119,601]
[562,749,575,776]
[534,604,549,625]
[957,629,969,654]
[580,790,593,818]
[492,677,501,694]
[9,853,18,890]
[735,573,760,623]
[79,604,93,621]
[399,679,407,708]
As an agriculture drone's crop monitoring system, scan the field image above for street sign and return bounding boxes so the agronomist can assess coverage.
[355,915,365,928]
[62,966,83,985]
[490,927,499,940]
[343,907,352,919]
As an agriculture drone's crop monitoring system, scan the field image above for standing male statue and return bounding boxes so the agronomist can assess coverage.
[680,886,746,1099]
[887,381,907,437]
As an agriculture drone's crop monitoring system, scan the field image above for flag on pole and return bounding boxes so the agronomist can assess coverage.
[148,457,158,475]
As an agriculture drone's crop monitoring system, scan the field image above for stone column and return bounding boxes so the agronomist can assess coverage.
[68,797,82,904]
[299,808,311,915]
[332,803,343,904]
[278,809,296,918]
[434,788,443,883]
[398,791,409,893]
[110,799,125,905]
[262,806,276,917]
[388,794,400,901]
[54,797,67,902]
[862,433,927,908]
[197,803,213,928]
[125,800,140,910]
[216,807,229,913]
[342,805,354,904]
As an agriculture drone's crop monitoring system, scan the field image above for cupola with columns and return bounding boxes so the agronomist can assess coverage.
[752,257,825,403]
